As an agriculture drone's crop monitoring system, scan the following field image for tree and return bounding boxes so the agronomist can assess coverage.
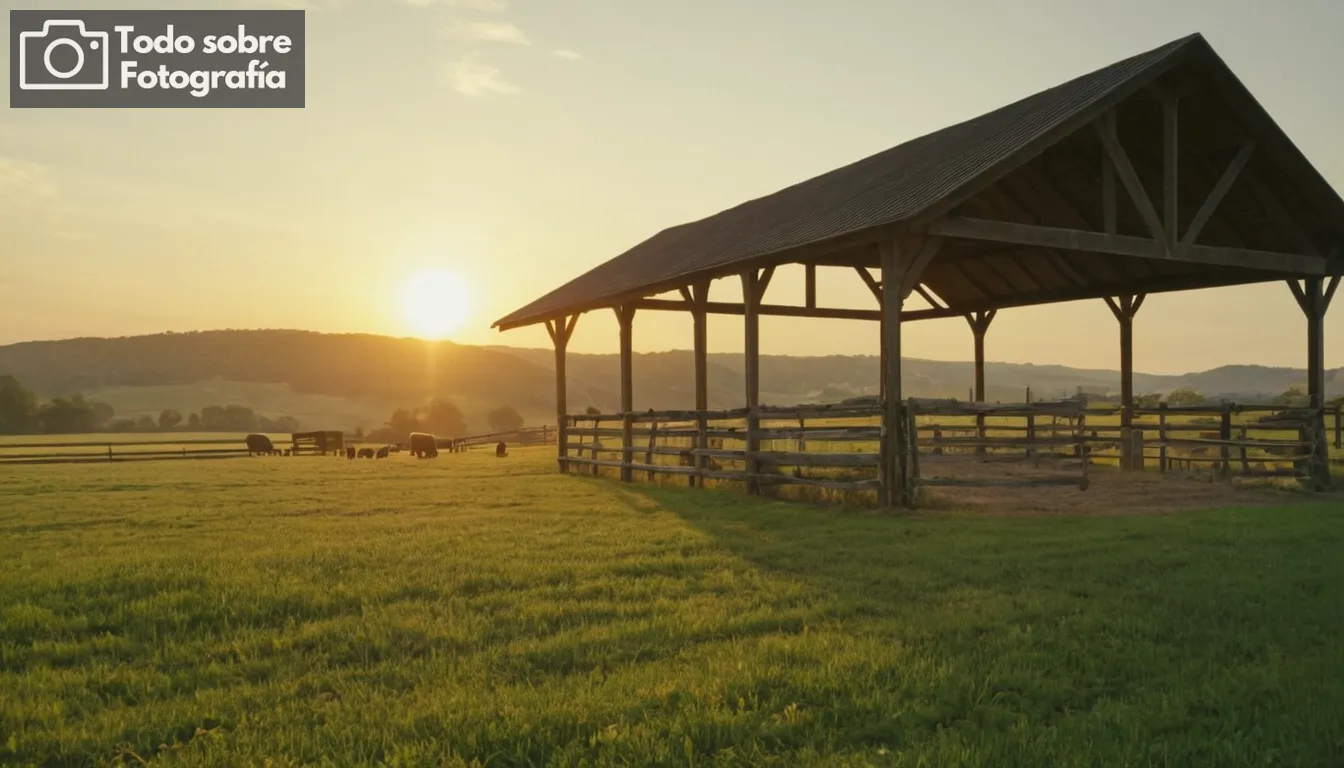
[38,395,99,434]
[90,401,115,429]
[187,412,201,428]
[1166,388,1206,406]
[1134,393,1162,409]
[1275,386,1308,406]
[0,375,38,434]
[487,405,524,433]
[159,409,183,430]
[419,398,466,438]
[273,416,301,432]
[136,415,156,432]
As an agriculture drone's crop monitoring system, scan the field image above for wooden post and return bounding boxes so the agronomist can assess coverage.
[691,280,711,488]
[905,400,920,507]
[1334,404,1341,450]
[741,270,761,495]
[1106,295,1144,463]
[645,422,658,482]
[616,304,636,482]
[880,234,911,506]
[589,416,600,477]
[546,314,578,474]
[1290,276,1336,489]
[1239,426,1249,475]
[1025,412,1035,459]
[965,310,995,455]
[1158,402,1168,472]
[1219,404,1232,480]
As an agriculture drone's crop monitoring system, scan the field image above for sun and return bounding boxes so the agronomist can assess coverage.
[403,268,471,339]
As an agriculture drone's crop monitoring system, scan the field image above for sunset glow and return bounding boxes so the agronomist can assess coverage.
[403,269,471,340]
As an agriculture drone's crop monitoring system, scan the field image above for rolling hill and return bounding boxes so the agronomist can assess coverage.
[0,330,1338,432]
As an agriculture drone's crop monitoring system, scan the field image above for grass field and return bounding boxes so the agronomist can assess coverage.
[3,449,1344,766]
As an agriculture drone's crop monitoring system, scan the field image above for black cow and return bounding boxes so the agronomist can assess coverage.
[495,441,508,458]
[346,446,356,460]
[375,445,390,459]
[358,447,375,459]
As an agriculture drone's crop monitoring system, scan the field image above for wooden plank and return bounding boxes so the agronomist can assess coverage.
[1094,115,1167,242]
[854,266,882,303]
[918,477,1083,488]
[929,217,1325,274]
[881,234,908,506]
[1182,139,1254,247]
[804,264,816,309]
[750,451,881,468]
[632,298,889,322]
[1163,94,1179,248]
[755,475,882,491]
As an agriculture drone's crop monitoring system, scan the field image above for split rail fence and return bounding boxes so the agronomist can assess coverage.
[563,398,1326,505]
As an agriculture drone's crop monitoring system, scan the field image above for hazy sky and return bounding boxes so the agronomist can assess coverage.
[2,0,1343,375]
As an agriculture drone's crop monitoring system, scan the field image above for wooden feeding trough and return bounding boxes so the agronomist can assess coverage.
[290,430,345,456]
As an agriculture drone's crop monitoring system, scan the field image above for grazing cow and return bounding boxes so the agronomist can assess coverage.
[358,447,375,459]
[346,446,356,460]
[375,445,390,459]
[410,432,439,459]
[245,434,275,456]
[495,441,508,458]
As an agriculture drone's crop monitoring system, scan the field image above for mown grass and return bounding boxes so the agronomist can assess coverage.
[2,449,1343,766]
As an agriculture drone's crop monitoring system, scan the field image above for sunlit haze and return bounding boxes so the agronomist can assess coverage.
[3,0,1343,374]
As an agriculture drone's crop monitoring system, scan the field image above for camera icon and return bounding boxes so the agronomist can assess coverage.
[18,20,110,91]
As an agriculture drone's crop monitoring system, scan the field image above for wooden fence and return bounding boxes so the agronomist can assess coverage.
[563,398,1327,505]
[454,426,554,451]
[0,437,268,466]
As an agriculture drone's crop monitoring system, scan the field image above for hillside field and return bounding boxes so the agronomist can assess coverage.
[3,450,1344,766]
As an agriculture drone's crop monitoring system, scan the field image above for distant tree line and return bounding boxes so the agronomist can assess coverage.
[363,399,527,444]
[0,374,301,435]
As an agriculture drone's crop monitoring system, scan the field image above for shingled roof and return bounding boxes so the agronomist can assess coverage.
[494,33,1340,330]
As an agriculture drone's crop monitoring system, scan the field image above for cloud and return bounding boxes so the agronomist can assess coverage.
[553,49,583,60]
[447,54,520,97]
[445,20,531,45]
[406,0,506,9]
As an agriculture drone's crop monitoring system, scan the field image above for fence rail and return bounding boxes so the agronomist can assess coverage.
[561,397,1328,504]
[1,426,558,466]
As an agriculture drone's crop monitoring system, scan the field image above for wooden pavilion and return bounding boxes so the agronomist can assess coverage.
[494,34,1344,504]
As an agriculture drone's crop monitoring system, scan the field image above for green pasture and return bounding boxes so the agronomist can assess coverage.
[3,448,1344,766]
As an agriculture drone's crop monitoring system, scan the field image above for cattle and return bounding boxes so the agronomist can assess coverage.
[410,432,439,459]
[375,445,390,459]
[358,447,375,459]
[245,434,276,456]
[346,446,356,460]
[495,441,508,458]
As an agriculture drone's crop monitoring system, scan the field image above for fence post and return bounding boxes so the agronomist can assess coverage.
[107,444,113,462]
[695,411,708,487]
[1025,412,1036,460]
[1219,404,1232,480]
[1158,403,1168,473]
[1334,404,1341,451]
[1238,426,1249,475]
[590,416,601,477]
[645,422,658,482]
[1077,411,1090,490]
[905,401,920,507]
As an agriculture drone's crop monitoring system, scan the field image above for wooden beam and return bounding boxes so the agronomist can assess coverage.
[1163,94,1179,249]
[633,297,889,322]
[879,235,910,506]
[1325,275,1341,314]
[913,284,945,310]
[1094,115,1166,243]
[900,236,944,298]
[616,304,635,483]
[804,264,816,309]
[551,315,571,473]
[691,281,710,487]
[929,216,1325,274]
[757,266,776,299]
[1287,279,1308,313]
[855,266,883,304]
[1182,139,1254,247]
[563,313,580,344]
[678,286,693,303]
[741,270,761,495]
